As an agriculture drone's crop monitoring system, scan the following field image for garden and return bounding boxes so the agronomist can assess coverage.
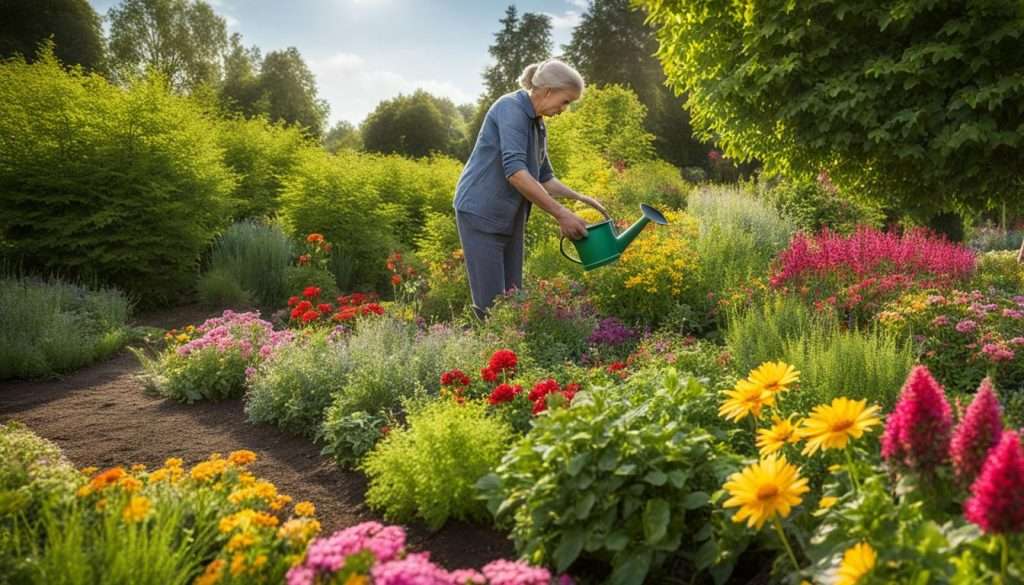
[3,1,1024,584]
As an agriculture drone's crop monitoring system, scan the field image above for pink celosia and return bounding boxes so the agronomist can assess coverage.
[881,365,953,473]
[964,430,1024,534]
[950,379,1004,484]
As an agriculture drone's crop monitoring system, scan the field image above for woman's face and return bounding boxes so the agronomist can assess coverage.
[535,88,580,117]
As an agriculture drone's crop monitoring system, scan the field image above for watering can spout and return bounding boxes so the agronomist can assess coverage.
[616,204,668,253]
[559,204,668,271]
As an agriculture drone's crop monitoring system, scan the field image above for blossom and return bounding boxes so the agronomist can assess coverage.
[981,343,1015,363]
[487,349,518,374]
[527,379,560,402]
[391,274,402,286]
[481,367,497,383]
[722,454,809,529]
[294,501,316,517]
[756,415,800,456]
[834,542,876,585]
[122,495,151,523]
[303,286,321,299]
[228,450,257,466]
[931,315,950,327]
[481,559,554,585]
[746,361,800,398]
[488,383,521,405]
[306,233,325,244]
[964,430,1024,534]
[798,398,881,456]
[440,369,471,387]
[719,380,775,422]
[950,379,1004,484]
[302,310,320,324]
[955,319,978,333]
[818,496,838,510]
[881,365,953,473]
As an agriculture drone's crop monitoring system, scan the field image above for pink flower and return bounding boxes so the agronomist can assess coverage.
[950,379,1004,484]
[371,552,452,585]
[481,559,553,585]
[955,319,978,333]
[964,430,1024,534]
[981,343,1015,363]
[931,315,950,327]
[881,365,953,474]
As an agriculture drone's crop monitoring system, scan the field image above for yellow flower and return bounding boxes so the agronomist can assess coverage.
[798,398,881,456]
[195,559,225,585]
[175,333,189,343]
[119,476,143,493]
[835,542,877,585]
[818,496,838,510]
[294,501,316,517]
[122,496,150,523]
[80,466,98,476]
[130,464,147,473]
[190,459,229,482]
[219,509,279,533]
[227,532,257,552]
[747,361,800,397]
[252,555,268,569]
[148,468,170,483]
[719,379,775,422]
[164,457,183,468]
[278,518,322,543]
[230,554,246,576]
[722,454,810,529]
[344,576,369,585]
[270,494,293,511]
[756,415,800,456]
[228,481,278,505]
[228,450,257,466]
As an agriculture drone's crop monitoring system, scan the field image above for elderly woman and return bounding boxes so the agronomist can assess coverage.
[453,59,606,318]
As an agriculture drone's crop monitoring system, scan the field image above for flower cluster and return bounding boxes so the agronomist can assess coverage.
[297,233,333,270]
[439,369,471,403]
[175,310,287,360]
[286,521,570,585]
[586,317,636,347]
[287,288,384,327]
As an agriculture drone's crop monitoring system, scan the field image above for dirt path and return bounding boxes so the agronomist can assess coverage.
[0,305,513,571]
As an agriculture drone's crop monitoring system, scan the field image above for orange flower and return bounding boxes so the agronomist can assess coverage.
[306,233,325,244]
[228,450,257,466]
[391,274,402,285]
[89,467,127,491]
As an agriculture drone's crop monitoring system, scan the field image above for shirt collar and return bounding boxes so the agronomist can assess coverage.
[515,89,540,120]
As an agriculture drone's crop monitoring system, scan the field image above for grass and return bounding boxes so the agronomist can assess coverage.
[201,221,293,306]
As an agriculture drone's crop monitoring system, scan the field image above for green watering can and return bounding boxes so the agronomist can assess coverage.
[560,204,669,271]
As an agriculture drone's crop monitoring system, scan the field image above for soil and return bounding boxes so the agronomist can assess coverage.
[0,304,514,571]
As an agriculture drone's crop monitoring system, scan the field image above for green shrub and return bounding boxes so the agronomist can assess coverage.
[524,234,584,282]
[479,370,746,584]
[607,159,690,217]
[415,212,472,322]
[0,274,132,380]
[725,293,824,374]
[203,221,294,306]
[688,185,795,251]
[365,154,463,247]
[216,116,308,220]
[0,53,235,304]
[363,400,514,529]
[967,225,1024,253]
[760,177,885,235]
[318,410,388,469]
[196,269,254,308]
[245,330,351,438]
[284,266,339,301]
[972,250,1024,293]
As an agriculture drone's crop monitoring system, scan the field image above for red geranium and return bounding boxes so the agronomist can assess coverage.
[528,379,560,402]
[318,303,333,314]
[287,296,300,307]
[481,367,497,383]
[303,286,320,299]
[296,300,312,312]
[441,369,471,387]
[488,349,518,374]
[488,383,522,405]
[562,383,580,402]
[391,274,402,285]
[301,310,319,323]
[360,303,384,316]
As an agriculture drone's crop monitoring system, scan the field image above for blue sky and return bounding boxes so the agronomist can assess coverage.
[88,0,589,127]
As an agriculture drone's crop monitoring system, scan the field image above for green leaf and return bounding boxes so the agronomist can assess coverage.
[609,550,653,585]
[683,491,710,509]
[695,538,718,570]
[554,528,585,572]
[575,493,596,519]
[643,470,667,486]
[567,454,588,476]
[605,531,630,551]
[642,498,671,544]
[667,470,689,488]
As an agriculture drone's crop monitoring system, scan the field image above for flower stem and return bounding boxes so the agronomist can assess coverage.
[773,516,800,573]
[844,446,861,494]
[1000,534,1008,585]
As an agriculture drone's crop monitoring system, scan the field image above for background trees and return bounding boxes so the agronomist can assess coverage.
[0,0,106,71]
[361,90,468,159]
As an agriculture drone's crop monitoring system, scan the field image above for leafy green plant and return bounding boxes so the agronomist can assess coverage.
[362,400,514,530]
[0,274,132,380]
[216,116,308,220]
[202,221,294,306]
[761,177,885,235]
[972,251,1024,293]
[318,410,389,469]
[479,370,745,585]
[196,268,255,308]
[607,160,690,218]
[725,293,824,374]
[284,266,339,301]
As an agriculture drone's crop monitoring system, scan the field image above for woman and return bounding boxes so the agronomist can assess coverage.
[453,59,606,319]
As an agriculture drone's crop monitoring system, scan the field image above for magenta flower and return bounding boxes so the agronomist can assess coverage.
[955,319,978,333]
[481,560,553,585]
[964,430,1024,534]
[950,379,1004,484]
[981,343,1015,363]
[371,552,452,585]
[881,365,953,473]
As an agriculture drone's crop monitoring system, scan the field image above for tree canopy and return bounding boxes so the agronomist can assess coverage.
[0,0,106,71]
[258,47,330,138]
[361,90,467,159]
[640,0,1024,216]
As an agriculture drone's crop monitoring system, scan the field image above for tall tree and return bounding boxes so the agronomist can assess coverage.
[107,0,227,92]
[324,120,362,153]
[361,90,465,159]
[0,0,106,71]
[257,47,329,138]
[562,0,708,168]
[219,32,262,116]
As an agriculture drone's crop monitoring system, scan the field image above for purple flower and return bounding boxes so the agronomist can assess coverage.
[587,317,635,347]
[956,319,978,334]
[1003,309,1023,319]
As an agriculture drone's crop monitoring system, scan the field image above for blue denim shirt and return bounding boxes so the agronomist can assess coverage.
[453,89,553,235]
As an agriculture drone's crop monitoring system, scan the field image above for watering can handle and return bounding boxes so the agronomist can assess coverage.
[559,236,583,264]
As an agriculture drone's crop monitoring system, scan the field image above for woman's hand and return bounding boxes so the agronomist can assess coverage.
[556,209,589,240]
[577,195,610,219]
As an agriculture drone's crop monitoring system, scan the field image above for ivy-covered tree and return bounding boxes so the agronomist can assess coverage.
[0,0,106,71]
[640,0,1024,218]
[107,0,228,92]
[361,90,466,159]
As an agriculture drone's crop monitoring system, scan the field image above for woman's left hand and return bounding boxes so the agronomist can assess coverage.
[578,195,609,219]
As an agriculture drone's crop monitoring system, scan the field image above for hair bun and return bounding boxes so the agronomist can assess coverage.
[518,63,540,91]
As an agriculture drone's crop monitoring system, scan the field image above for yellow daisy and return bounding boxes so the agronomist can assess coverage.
[756,415,801,456]
[122,496,150,523]
[818,496,839,510]
[719,379,775,422]
[722,454,810,529]
[747,361,800,397]
[798,398,881,456]
[835,542,876,585]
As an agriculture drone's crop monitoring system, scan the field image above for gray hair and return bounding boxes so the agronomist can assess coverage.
[518,59,585,94]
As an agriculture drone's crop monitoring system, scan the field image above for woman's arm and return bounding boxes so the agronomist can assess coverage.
[508,170,588,239]
[542,177,609,218]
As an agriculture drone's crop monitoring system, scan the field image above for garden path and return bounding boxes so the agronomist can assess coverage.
[0,304,513,571]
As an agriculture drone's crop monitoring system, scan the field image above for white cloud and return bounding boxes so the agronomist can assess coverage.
[310,52,476,126]
[567,0,589,10]
[544,10,581,29]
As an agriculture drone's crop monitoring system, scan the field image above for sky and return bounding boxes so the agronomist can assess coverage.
[87,0,590,128]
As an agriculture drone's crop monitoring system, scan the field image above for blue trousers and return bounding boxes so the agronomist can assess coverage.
[455,209,526,319]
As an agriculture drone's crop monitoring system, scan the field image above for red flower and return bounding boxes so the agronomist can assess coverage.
[488,349,518,374]
[290,308,302,320]
[334,307,358,321]
[287,296,300,307]
[441,369,471,387]
[480,367,497,383]
[351,292,366,305]
[301,310,319,323]
[298,254,311,266]
[528,379,560,402]
[562,383,580,402]
[318,303,333,314]
[296,300,312,312]
[964,430,1024,534]
[306,233,325,244]
[881,365,953,474]
[607,361,626,373]
[950,378,1004,485]
[302,286,320,299]
[361,303,384,316]
[532,398,548,415]
[488,383,521,405]
[391,274,402,286]
[380,425,390,436]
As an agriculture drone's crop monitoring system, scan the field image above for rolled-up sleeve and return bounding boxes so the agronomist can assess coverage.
[539,152,554,183]
[494,103,529,179]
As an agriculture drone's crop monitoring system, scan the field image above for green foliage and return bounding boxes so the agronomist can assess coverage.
[0,274,132,380]
[967,225,1024,253]
[363,400,514,530]
[606,160,690,218]
[0,1,105,71]
[479,370,746,584]
[195,269,254,308]
[725,293,829,374]
[107,0,228,93]
[361,90,468,159]
[972,251,1024,293]
[204,221,294,306]
[216,116,308,219]
[547,85,654,174]
[642,0,1024,215]
[318,411,388,469]
[258,47,330,138]
[245,330,350,438]
[0,54,235,304]
[761,177,886,234]
[323,120,362,153]
[415,212,472,322]
[284,266,340,301]
[688,185,795,251]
